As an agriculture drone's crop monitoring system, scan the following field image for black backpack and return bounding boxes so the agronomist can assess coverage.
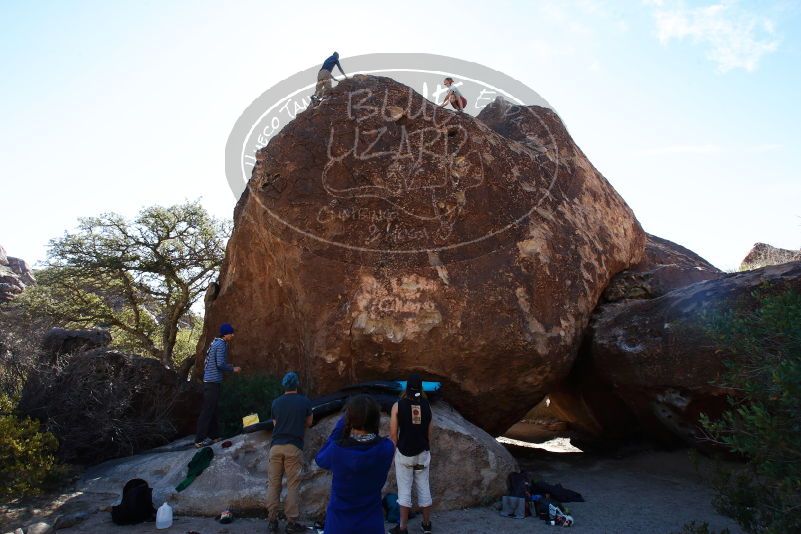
[111,478,156,525]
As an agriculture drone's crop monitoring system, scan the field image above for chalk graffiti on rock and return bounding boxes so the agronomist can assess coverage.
[314,88,484,244]
[226,54,561,258]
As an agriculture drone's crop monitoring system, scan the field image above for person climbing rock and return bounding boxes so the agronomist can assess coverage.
[315,395,395,534]
[267,372,313,534]
[194,323,241,448]
[311,51,348,103]
[389,374,434,534]
[438,77,466,112]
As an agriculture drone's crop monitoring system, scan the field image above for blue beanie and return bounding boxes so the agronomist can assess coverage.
[282,371,300,391]
[219,323,234,336]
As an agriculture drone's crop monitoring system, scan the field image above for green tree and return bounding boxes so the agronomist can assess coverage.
[701,290,801,534]
[18,201,229,371]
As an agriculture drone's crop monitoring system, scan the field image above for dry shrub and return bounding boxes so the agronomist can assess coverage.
[18,348,197,464]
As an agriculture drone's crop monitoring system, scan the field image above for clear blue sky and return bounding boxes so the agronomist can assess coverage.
[1,0,799,270]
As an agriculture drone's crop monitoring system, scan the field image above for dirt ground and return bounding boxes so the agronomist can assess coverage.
[2,442,743,534]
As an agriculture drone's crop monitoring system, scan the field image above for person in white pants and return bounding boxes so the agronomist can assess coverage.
[389,374,433,534]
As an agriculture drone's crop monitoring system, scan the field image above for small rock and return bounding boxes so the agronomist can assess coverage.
[25,522,53,534]
[53,511,91,530]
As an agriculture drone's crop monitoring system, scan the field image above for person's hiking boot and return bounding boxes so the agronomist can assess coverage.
[421,522,432,534]
[388,525,408,534]
[268,519,279,533]
[285,521,306,533]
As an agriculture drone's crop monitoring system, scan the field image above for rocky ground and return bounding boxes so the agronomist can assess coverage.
[2,441,742,534]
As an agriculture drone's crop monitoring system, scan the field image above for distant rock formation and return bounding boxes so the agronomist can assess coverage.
[78,402,517,516]
[740,242,801,271]
[0,244,35,303]
[199,75,645,435]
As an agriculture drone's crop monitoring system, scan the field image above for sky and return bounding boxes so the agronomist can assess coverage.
[1,0,799,271]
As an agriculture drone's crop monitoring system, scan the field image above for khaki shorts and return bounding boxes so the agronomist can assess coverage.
[394,449,432,508]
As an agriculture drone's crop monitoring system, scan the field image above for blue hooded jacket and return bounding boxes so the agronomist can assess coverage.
[315,416,395,534]
[202,338,234,383]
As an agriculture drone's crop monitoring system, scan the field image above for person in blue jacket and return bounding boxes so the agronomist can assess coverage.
[315,395,395,534]
[194,323,241,448]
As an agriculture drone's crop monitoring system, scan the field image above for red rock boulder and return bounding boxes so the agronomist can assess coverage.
[200,76,644,434]
[572,261,801,447]
[602,234,723,302]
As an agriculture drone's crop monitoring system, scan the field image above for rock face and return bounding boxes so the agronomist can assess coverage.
[0,245,35,303]
[200,75,645,435]
[19,348,201,464]
[527,235,724,448]
[740,242,800,271]
[571,261,801,447]
[78,403,517,517]
[603,234,723,302]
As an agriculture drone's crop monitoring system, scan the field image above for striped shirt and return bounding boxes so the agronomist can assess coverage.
[203,338,234,383]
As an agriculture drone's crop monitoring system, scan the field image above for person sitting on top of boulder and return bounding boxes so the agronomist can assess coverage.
[311,51,348,103]
[438,77,466,113]
[315,394,395,534]
[195,323,241,448]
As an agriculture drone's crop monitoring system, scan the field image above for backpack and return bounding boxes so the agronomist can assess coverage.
[111,478,155,525]
[382,493,400,523]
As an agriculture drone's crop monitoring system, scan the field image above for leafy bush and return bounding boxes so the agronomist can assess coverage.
[0,394,61,502]
[701,290,801,534]
[217,374,283,438]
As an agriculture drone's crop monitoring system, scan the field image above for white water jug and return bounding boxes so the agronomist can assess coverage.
[156,501,173,529]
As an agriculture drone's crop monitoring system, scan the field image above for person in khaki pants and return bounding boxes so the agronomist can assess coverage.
[267,372,313,533]
[311,51,348,103]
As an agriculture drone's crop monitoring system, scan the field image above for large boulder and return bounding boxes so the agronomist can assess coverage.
[740,242,800,271]
[41,327,112,362]
[569,261,801,447]
[527,236,723,447]
[602,234,723,302]
[200,76,645,435]
[78,403,517,517]
[18,348,201,463]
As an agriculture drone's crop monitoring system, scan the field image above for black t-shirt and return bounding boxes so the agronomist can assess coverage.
[396,396,432,457]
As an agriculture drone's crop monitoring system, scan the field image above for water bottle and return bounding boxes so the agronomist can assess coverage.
[156,501,173,529]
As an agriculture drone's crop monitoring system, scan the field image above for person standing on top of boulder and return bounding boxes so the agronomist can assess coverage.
[311,51,348,103]
[195,323,241,448]
[389,374,434,534]
[267,371,313,534]
[438,77,466,113]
